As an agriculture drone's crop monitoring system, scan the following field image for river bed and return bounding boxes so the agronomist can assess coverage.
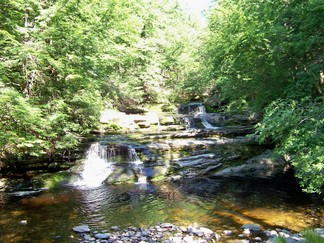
[0,174,323,242]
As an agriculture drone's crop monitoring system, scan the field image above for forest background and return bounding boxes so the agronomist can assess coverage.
[0,0,323,193]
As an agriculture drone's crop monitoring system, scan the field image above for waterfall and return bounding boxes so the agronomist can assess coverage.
[183,117,196,129]
[128,147,147,184]
[128,147,141,165]
[74,142,113,188]
[106,145,147,184]
[195,104,220,130]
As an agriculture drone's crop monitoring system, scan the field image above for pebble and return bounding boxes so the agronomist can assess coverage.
[241,224,261,232]
[71,223,323,242]
[72,225,91,233]
[223,230,233,236]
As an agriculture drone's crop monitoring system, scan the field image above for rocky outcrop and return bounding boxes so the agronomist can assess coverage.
[213,150,289,178]
[172,153,220,168]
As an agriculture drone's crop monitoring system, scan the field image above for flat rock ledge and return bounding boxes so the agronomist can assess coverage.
[72,223,323,243]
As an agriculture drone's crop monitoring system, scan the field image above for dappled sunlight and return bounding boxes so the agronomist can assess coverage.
[20,194,70,207]
[241,208,310,232]
[100,109,161,132]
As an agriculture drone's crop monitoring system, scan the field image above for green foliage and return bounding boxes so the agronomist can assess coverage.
[203,0,324,109]
[273,236,287,243]
[0,88,48,159]
[256,98,324,193]
[201,0,324,193]
[0,0,201,164]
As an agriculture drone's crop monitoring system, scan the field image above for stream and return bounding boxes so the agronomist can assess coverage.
[0,106,323,242]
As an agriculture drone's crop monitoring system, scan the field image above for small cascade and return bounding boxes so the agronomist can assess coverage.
[74,142,113,188]
[128,147,147,184]
[107,144,147,184]
[178,102,220,130]
[200,116,220,130]
[128,147,141,165]
[197,104,206,114]
[183,117,196,129]
[194,104,221,130]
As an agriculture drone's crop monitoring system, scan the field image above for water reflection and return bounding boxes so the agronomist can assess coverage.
[0,176,323,242]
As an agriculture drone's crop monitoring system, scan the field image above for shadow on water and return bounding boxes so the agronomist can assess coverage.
[0,174,323,242]
[174,174,324,233]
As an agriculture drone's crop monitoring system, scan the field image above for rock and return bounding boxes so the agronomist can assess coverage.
[315,228,324,238]
[279,231,291,238]
[243,228,251,235]
[160,223,175,229]
[223,230,233,236]
[178,102,205,115]
[265,230,278,237]
[241,224,261,232]
[183,235,195,242]
[105,168,137,184]
[214,150,287,178]
[174,157,221,168]
[160,117,176,126]
[20,220,28,225]
[198,163,223,175]
[179,226,188,233]
[137,122,151,128]
[95,233,110,239]
[72,225,91,233]
[254,237,262,242]
[111,226,120,231]
[83,234,92,240]
[215,233,222,241]
[200,227,214,235]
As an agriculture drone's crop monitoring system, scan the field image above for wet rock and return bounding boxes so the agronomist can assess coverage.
[105,168,137,184]
[214,150,288,178]
[72,225,91,233]
[223,230,233,236]
[174,157,221,168]
[94,233,109,239]
[265,230,279,237]
[241,224,261,232]
[172,153,220,168]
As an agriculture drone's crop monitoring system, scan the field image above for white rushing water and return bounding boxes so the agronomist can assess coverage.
[74,142,147,187]
[128,147,147,184]
[74,142,114,188]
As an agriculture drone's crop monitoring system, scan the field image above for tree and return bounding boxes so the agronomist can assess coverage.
[201,0,324,193]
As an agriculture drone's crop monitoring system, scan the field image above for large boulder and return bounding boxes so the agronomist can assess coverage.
[213,150,289,178]
[105,168,137,184]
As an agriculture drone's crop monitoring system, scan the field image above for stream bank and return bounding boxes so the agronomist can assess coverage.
[0,103,323,242]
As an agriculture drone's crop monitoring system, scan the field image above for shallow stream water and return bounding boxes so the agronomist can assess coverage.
[0,174,323,242]
[0,125,323,242]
